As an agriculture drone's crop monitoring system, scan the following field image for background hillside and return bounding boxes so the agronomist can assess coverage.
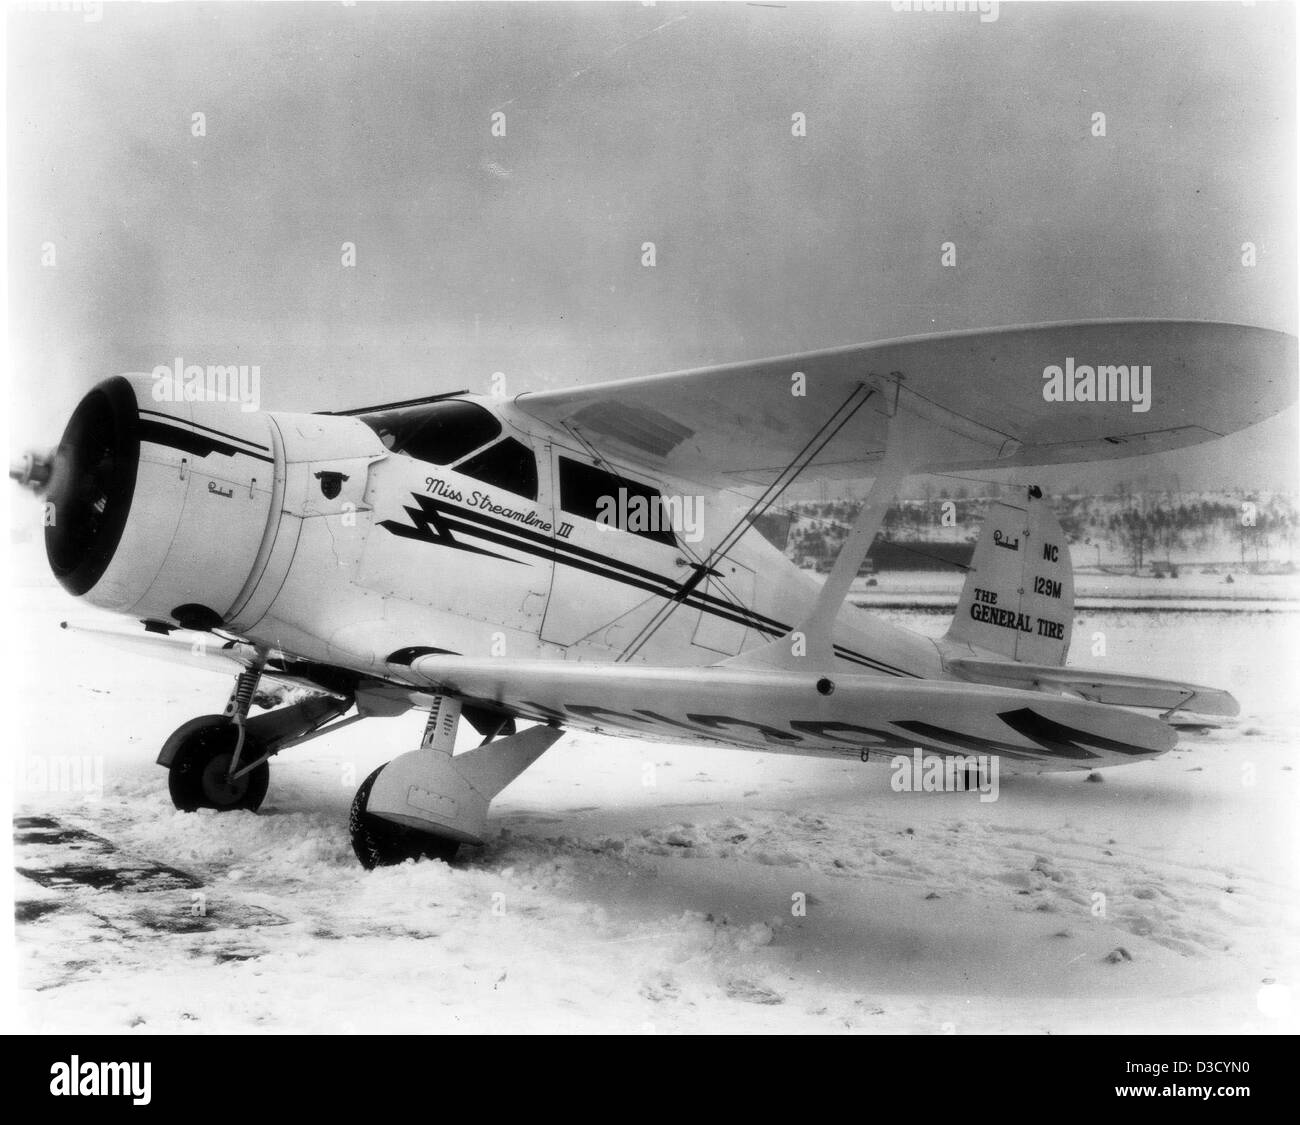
[786,490,1298,576]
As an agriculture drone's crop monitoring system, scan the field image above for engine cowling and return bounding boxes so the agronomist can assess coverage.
[43,374,280,630]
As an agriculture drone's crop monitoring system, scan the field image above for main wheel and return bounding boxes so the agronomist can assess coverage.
[349,765,460,869]
[167,722,270,812]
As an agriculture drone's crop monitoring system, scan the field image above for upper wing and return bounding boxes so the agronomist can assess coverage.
[402,654,1177,770]
[512,320,1297,484]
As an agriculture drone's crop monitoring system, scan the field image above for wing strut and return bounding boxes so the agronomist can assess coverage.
[617,381,877,662]
[727,404,943,672]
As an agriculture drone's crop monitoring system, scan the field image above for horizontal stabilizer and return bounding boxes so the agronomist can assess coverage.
[946,657,1240,717]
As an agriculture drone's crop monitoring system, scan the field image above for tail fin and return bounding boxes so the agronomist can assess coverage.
[945,487,1074,666]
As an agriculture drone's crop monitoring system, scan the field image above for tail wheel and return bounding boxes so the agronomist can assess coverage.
[168,722,270,812]
[349,765,460,869]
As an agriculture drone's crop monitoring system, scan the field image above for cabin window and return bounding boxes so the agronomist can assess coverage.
[359,400,501,465]
[455,437,539,500]
[558,456,677,547]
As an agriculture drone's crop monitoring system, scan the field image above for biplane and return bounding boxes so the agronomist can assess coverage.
[12,319,1296,866]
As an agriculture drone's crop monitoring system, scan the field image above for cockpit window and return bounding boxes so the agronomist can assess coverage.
[558,456,678,546]
[455,437,538,500]
[360,400,501,465]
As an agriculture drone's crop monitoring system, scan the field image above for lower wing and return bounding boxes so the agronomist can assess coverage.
[60,619,351,698]
[401,655,1178,770]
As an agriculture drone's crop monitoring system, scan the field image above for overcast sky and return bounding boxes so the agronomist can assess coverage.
[8,0,1296,493]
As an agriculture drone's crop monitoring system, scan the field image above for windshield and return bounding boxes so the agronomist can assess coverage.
[359,400,502,465]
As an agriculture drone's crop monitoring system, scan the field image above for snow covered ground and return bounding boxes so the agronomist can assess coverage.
[9,581,1300,1034]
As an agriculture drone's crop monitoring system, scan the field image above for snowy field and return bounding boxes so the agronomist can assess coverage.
[9,582,1300,1034]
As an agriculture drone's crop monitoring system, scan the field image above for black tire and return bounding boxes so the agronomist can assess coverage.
[167,722,270,812]
[349,765,460,869]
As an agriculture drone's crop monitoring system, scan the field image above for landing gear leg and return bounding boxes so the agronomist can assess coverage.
[161,656,358,814]
[349,696,564,869]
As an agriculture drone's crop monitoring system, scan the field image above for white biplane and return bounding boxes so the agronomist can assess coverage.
[12,320,1296,866]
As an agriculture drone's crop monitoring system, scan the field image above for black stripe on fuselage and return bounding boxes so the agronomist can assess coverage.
[391,495,772,635]
[382,491,919,678]
[139,409,271,451]
[404,494,803,637]
[138,414,274,464]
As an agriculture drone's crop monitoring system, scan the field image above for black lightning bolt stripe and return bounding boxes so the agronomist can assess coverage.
[437,494,789,628]
[379,497,522,564]
[382,491,919,677]
[389,496,777,635]
[430,495,808,639]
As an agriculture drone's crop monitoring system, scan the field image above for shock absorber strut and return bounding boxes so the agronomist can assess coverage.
[225,667,262,721]
[224,652,268,777]
[421,695,462,755]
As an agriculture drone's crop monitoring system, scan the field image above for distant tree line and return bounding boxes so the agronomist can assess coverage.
[782,490,1297,573]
